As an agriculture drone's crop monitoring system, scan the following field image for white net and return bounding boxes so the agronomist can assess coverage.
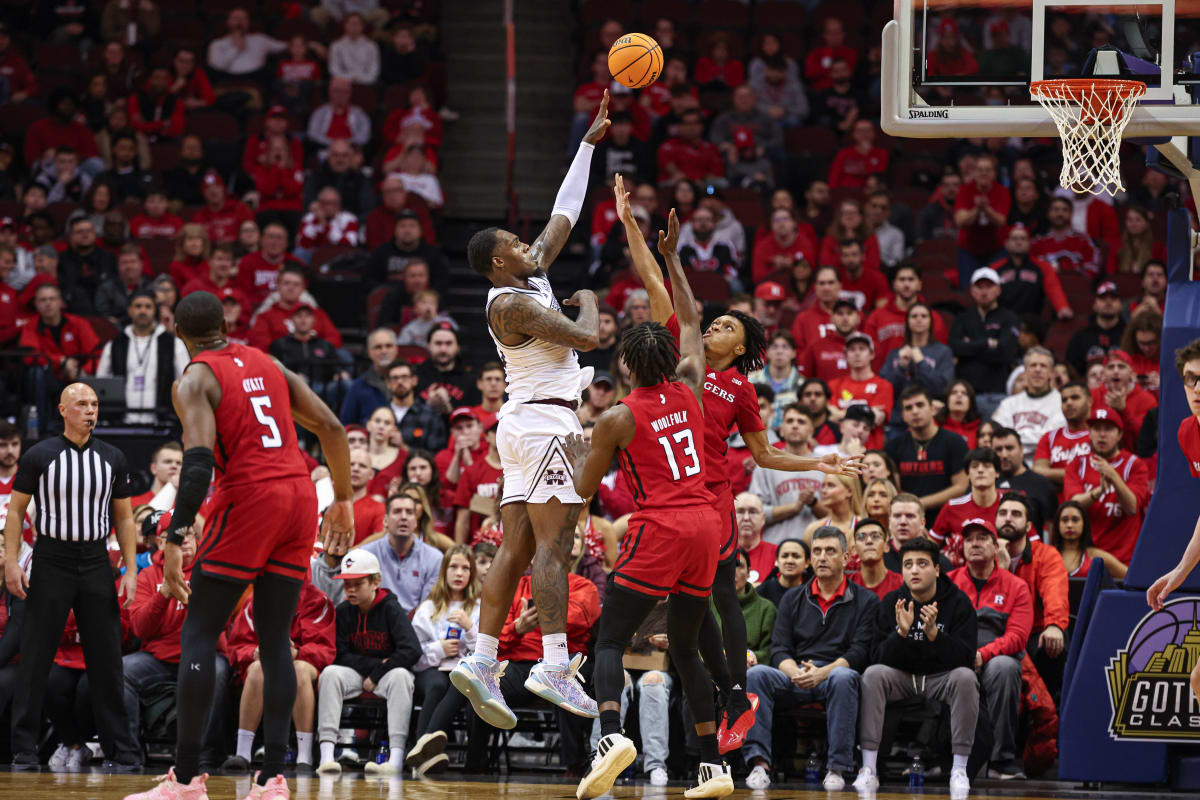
[1030,79,1146,196]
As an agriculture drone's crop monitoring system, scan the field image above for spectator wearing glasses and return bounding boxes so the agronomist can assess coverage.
[848,518,902,600]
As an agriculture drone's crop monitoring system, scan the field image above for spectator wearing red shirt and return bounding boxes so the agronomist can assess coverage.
[829,332,893,450]
[192,170,254,243]
[805,18,858,92]
[926,20,979,76]
[25,90,101,177]
[297,187,360,251]
[1063,406,1149,564]
[791,265,841,354]
[249,264,343,350]
[19,282,101,380]
[989,223,1072,319]
[381,85,444,153]
[0,252,22,344]
[818,199,882,269]
[0,23,35,102]
[1031,196,1101,277]
[168,223,209,288]
[735,491,779,582]
[1033,381,1092,493]
[180,243,241,302]
[452,421,502,544]
[932,447,1003,567]
[954,154,1010,286]
[236,222,303,307]
[864,265,949,371]
[694,33,744,88]
[837,240,890,313]
[306,77,371,150]
[828,119,890,190]
[220,287,252,345]
[170,48,215,110]
[800,297,856,382]
[753,208,818,284]
[242,106,304,176]
[849,518,903,600]
[251,137,306,218]
[365,175,437,250]
[129,188,183,240]
[348,447,385,544]
[657,109,725,187]
[1091,349,1157,453]
[434,408,488,512]
[128,67,187,142]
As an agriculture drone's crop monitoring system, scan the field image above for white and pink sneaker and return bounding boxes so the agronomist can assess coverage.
[122,769,210,800]
[239,773,290,800]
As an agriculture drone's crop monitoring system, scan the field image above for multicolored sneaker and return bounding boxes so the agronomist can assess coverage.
[122,769,210,800]
[576,733,637,799]
[716,692,760,754]
[684,762,734,798]
[524,654,599,719]
[450,655,518,729]
[238,773,289,800]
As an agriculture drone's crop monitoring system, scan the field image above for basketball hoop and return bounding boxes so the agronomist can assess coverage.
[1030,78,1146,196]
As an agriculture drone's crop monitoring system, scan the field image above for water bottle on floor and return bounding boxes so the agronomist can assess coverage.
[908,754,925,789]
[375,739,390,766]
[805,753,821,783]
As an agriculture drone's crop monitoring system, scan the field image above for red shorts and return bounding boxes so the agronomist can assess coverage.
[195,476,317,585]
[709,484,737,564]
[611,507,719,599]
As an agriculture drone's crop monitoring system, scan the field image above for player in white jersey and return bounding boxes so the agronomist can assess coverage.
[441,93,610,731]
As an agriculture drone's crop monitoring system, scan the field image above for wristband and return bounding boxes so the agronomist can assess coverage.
[165,529,186,546]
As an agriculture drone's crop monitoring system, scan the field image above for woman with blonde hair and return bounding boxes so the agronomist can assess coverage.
[407,545,480,776]
[803,472,865,543]
[862,477,897,532]
[1116,206,1164,274]
[169,223,211,287]
[397,481,454,552]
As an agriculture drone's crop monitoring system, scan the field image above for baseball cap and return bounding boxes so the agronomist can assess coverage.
[754,281,785,302]
[266,105,288,118]
[961,517,996,539]
[0,217,13,231]
[1096,280,1120,296]
[449,407,477,426]
[970,267,1001,285]
[733,126,756,149]
[832,297,858,312]
[290,301,317,315]
[35,244,58,260]
[592,371,615,388]
[843,404,876,427]
[845,331,875,351]
[396,209,420,221]
[202,169,225,188]
[140,509,171,539]
[334,549,382,580]
[1106,349,1135,368]
[1089,405,1124,430]
[217,286,242,305]
[344,423,367,437]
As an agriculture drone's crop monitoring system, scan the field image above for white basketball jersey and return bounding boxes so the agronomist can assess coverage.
[485,273,590,412]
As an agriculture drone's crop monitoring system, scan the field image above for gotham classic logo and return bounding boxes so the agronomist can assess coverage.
[1107,597,1200,741]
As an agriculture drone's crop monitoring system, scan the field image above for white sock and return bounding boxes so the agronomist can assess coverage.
[319,741,335,765]
[389,744,404,766]
[542,633,569,667]
[862,749,878,773]
[236,729,255,760]
[952,753,969,772]
[475,633,499,662]
[295,732,313,765]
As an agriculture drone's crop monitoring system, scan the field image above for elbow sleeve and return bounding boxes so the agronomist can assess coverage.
[551,142,595,227]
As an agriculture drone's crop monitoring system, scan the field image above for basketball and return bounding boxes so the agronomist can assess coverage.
[608,33,662,90]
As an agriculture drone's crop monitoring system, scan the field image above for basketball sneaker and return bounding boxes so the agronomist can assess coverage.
[716,692,759,754]
[450,655,518,729]
[121,768,210,800]
[237,773,289,800]
[576,733,637,799]
[404,731,448,770]
[524,654,599,718]
[684,762,734,798]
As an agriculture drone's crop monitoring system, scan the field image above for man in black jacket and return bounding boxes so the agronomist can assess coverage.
[949,267,1019,418]
[367,210,448,287]
[59,215,117,314]
[1065,281,1127,376]
[855,537,979,794]
[316,548,421,776]
[743,526,878,792]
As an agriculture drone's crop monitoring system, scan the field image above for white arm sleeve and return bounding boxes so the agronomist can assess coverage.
[550,141,595,228]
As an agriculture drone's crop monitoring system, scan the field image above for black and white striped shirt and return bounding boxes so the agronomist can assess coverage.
[13,435,132,542]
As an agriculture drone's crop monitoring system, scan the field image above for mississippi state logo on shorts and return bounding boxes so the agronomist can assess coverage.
[543,468,568,487]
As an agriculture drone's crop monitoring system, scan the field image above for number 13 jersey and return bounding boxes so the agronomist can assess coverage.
[189,342,309,488]
[617,380,714,510]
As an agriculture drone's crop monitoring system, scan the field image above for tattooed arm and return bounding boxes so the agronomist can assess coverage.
[488,290,600,350]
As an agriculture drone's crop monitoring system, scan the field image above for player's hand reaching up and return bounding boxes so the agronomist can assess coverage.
[817,452,863,477]
[657,208,680,257]
[323,499,355,555]
[582,89,611,145]
[162,542,192,605]
[614,174,633,223]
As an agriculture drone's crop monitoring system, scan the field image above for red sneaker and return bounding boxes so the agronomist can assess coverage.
[716,693,759,754]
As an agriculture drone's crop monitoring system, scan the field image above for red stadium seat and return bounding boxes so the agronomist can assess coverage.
[1060,273,1095,317]
[150,141,181,172]
[46,202,81,231]
[395,345,429,365]
[684,269,731,302]
[159,15,207,49]
[137,238,177,275]
[724,187,765,230]
[698,0,751,28]
[366,285,391,331]
[1111,273,1143,298]
[186,110,241,142]
[0,103,45,138]
[33,43,83,72]
[581,0,632,26]
[754,1,808,29]
[639,0,695,27]
[84,315,119,345]
[785,126,838,158]
[350,84,378,115]
[274,17,325,43]
[311,244,355,271]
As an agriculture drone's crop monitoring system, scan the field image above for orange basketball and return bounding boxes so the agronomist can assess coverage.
[608,33,662,90]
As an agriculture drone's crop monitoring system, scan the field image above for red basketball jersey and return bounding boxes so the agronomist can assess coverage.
[618,380,715,510]
[189,342,309,488]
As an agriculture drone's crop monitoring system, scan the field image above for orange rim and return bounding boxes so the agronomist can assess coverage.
[1030,78,1146,101]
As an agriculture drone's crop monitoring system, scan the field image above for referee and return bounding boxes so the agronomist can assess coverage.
[3,383,143,769]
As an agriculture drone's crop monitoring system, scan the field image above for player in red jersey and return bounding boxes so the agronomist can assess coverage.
[1148,337,1200,703]
[621,172,860,753]
[567,193,732,800]
[124,291,354,800]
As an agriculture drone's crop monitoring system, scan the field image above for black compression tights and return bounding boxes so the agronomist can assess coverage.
[697,558,746,704]
[176,572,302,786]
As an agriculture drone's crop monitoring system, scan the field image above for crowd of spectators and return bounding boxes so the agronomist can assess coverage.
[0,0,1181,790]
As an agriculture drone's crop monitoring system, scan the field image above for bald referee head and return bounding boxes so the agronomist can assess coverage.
[58,382,98,440]
[174,291,226,357]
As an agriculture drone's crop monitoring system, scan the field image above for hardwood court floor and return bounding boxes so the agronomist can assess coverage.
[0,770,1190,800]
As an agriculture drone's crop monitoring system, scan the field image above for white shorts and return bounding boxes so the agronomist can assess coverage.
[496,402,585,506]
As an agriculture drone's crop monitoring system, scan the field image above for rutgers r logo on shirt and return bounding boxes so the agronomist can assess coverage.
[994,594,1005,605]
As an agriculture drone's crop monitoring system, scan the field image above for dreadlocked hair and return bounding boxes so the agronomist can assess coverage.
[619,322,680,386]
[726,309,766,374]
